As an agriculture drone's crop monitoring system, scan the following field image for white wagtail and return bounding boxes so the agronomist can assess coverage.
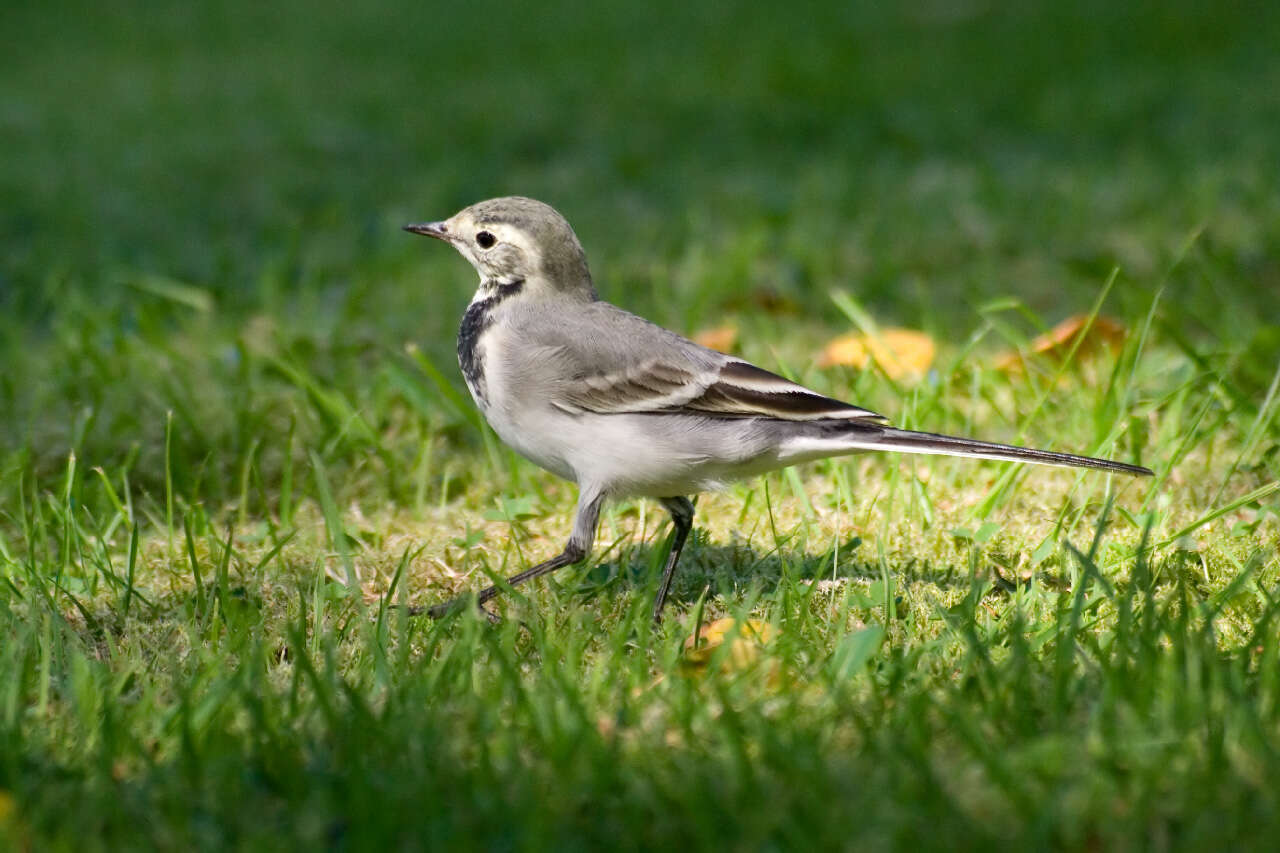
[405,196,1153,621]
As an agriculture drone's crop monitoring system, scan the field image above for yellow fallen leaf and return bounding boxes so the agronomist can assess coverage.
[818,328,936,379]
[693,324,739,353]
[682,617,776,674]
[995,314,1126,372]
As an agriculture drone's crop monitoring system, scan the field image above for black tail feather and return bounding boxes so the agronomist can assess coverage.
[868,426,1154,477]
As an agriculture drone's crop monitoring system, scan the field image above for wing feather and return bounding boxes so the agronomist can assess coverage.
[557,357,886,422]
[512,301,886,422]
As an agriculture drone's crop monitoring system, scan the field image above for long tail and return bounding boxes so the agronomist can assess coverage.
[864,427,1153,476]
[783,422,1153,477]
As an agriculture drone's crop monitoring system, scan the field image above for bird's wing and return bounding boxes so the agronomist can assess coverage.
[560,356,886,421]
[517,302,886,422]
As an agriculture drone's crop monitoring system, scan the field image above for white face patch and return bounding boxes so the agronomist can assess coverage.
[447,218,541,286]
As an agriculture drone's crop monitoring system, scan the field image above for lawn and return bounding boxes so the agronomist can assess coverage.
[3,0,1280,848]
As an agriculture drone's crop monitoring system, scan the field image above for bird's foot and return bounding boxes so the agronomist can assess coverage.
[406,596,502,624]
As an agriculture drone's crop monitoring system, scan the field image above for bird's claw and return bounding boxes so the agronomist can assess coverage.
[413,595,501,624]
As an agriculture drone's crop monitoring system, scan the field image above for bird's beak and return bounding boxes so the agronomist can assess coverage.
[403,221,451,241]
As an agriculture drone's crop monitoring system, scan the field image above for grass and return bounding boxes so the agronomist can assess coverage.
[2,0,1280,848]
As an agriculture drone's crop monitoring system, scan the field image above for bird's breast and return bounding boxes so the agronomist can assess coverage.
[457,297,496,406]
[455,278,525,407]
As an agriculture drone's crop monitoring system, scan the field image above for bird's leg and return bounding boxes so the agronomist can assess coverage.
[651,496,696,622]
[423,488,605,619]
[423,546,582,620]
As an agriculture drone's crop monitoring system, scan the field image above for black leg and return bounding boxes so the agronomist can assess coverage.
[420,488,605,619]
[652,496,695,622]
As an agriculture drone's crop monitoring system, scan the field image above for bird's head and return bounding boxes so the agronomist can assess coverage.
[405,196,595,300]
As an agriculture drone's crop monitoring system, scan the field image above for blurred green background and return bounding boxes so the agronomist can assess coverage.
[2,0,1278,493]
[4,0,1277,317]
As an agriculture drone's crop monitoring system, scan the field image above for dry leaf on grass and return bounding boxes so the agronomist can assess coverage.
[994,314,1126,372]
[818,328,936,379]
[681,617,776,675]
[692,324,739,353]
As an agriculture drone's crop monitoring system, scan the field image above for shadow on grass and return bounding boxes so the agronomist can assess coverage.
[566,533,994,615]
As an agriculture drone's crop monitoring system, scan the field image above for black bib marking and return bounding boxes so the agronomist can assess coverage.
[456,279,524,404]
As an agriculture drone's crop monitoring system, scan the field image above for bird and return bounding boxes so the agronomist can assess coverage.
[404,196,1153,622]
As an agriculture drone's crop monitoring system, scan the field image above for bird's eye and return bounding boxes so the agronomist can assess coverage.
[476,231,496,249]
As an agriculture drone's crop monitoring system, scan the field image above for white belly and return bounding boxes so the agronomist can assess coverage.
[479,384,787,498]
